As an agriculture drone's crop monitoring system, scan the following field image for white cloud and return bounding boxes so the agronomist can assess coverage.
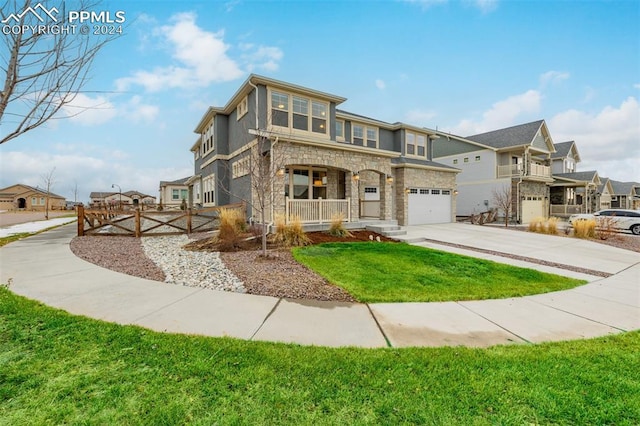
[375,79,386,90]
[470,0,498,13]
[61,94,117,125]
[634,83,640,89]
[242,45,284,72]
[0,150,192,202]
[540,70,570,87]
[451,90,542,135]
[405,109,437,124]
[549,96,640,181]
[123,96,160,123]
[116,12,244,92]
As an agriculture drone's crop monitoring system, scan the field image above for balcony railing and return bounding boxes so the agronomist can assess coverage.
[550,204,585,216]
[286,197,351,223]
[496,163,551,178]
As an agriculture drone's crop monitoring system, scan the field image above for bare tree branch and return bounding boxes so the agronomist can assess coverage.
[492,184,513,227]
[0,0,119,144]
[40,166,55,219]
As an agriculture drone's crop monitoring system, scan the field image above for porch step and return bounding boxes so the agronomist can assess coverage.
[365,224,407,237]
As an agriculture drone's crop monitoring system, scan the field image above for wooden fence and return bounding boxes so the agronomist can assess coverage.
[77,203,246,237]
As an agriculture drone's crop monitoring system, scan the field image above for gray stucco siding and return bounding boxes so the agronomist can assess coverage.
[433,137,485,157]
[378,128,395,151]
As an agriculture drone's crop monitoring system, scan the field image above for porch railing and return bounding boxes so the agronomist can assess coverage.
[286,197,351,223]
[497,163,551,178]
[550,204,584,216]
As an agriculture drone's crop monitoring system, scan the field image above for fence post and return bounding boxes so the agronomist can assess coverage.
[135,209,141,238]
[77,205,84,236]
[186,208,192,234]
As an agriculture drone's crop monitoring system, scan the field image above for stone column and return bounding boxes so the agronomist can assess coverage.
[346,172,359,221]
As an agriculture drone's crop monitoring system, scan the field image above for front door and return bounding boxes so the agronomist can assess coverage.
[361,187,380,218]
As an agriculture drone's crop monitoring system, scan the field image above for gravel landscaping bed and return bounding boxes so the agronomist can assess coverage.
[69,228,638,303]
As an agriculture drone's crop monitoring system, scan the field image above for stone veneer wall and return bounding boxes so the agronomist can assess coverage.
[270,142,394,221]
[394,167,457,226]
[518,180,550,221]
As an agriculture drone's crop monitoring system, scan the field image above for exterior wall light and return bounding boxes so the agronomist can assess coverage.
[405,188,411,194]
[353,172,360,181]
[386,175,394,184]
[276,167,285,177]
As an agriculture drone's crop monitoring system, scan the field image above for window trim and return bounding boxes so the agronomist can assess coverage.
[351,123,378,149]
[335,119,345,141]
[236,96,248,120]
[405,131,429,158]
[268,88,330,138]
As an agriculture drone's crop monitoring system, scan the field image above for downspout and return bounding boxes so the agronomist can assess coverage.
[247,79,261,226]
[516,171,523,224]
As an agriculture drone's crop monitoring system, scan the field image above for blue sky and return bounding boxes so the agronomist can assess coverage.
[1,0,639,202]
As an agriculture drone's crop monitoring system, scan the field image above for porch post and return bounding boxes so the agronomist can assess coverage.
[379,173,392,220]
[346,172,359,222]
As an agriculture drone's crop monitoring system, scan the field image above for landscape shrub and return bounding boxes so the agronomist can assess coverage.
[216,208,246,251]
[573,219,596,238]
[528,217,544,233]
[595,216,619,241]
[273,215,310,247]
[546,217,559,234]
[327,213,352,238]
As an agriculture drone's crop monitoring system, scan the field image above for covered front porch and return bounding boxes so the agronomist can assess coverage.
[550,172,601,217]
[278,166,394,224]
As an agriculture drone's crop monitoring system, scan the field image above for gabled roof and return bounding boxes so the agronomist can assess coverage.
[0,183,65,199]
[597,177,612,194]
[89,191,116,199]
[551,141,581,162]
[465,120,553,151]
[123,190,154,198]
[159,177,190,187]
[553,170,599,184]
[609,180,639,195]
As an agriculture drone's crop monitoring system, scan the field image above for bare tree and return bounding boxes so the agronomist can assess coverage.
[218,130,290,257]
[71,179,79,204]
[492,184,512,227]
[40,166,56,219]
[1,0,118,144]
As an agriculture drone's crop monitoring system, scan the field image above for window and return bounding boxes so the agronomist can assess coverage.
[271,91,289,127]
[202,175,215,205]
[312,101,327,133]
[406,132,415,155]
[353,124,364,146]
[201,121,214,155]
[464,157,469,163]
[409,188,418,194]
[432,189,440,195]
[31,197,37,205]
[237,96,248,119]
[232,156,250,178]
[419,189,429,194]
[475,155,481,161]
[453,159,458,164]
[292,96,308,130]
[40,197,45,205]
[172,189,180,200]
[271,91,328,135]
[416,135,426,156]
[366,128,377,148]
[336,120,345,141]
[181,189,188,200]
[442,190,451,195]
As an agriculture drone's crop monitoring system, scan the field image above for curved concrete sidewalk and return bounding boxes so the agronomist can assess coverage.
[1,223,638,348]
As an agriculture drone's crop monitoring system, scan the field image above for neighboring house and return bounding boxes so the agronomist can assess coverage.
[550,170,601,216]
[609,180,640,210]
[597,178,615,210]
[0,184,66,211]
[89,190,155,208]
[433,120,555,224]
[550,141,580,174]
[187,74,460,226]
[159,177,190,208]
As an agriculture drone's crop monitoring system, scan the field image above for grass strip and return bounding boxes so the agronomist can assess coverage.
[1,288,638,425]
[293,242,587,303]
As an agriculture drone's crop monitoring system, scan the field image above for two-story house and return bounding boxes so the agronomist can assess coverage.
[548,140,601,216]
[433,120,555,224]
[187,74,459,226]
[609,180,640,209]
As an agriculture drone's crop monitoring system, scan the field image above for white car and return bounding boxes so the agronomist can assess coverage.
[569,209,640,235]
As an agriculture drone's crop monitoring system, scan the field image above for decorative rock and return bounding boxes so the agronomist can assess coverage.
[141,235,246,293]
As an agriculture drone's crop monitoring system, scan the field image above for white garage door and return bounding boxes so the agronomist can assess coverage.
[408,188,452,225]
[521,196,545,224]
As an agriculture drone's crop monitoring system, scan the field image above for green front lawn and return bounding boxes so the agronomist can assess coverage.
[1,288,638,425]
[293,242,586,303]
